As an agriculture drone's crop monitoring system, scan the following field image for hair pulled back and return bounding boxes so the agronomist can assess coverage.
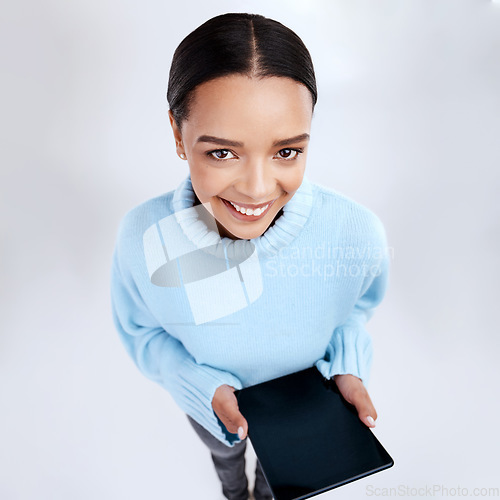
[167,12,317,131]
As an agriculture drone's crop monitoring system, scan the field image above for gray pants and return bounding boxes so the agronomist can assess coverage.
[186,414,274,500]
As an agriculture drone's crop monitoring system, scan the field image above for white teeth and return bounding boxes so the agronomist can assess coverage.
[228,200,269,216]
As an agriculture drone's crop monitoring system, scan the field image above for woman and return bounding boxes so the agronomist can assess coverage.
[110,12,390,500]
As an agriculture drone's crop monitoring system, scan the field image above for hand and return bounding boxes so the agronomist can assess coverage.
[211,384,249,439]
[333,374,378,428]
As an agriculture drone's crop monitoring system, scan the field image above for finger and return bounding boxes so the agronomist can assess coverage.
[360,403,378,428]
[223,409,248,438]
[236,414,249,440]
[221,395,249,439]
[350,390,378,428]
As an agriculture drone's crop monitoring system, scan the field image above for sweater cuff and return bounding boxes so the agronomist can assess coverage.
[315,325,373,387]
[175,354,244,447]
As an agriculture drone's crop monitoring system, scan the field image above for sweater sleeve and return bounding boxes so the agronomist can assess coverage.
[315,221,390,387]
[110,224,244,447]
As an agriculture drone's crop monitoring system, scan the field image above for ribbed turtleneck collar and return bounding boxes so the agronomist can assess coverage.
[171,173,314,259]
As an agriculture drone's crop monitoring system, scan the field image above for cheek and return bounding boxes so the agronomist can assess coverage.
[280,168,306,194]
[190,166,227,199]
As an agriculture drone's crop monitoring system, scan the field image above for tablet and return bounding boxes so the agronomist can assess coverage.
[234,366,394,500]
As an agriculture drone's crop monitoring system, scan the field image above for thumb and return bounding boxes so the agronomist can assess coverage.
[235,413,249,440]
[351,393,377,428]
[224,405,248,439]
[223,391,249,439]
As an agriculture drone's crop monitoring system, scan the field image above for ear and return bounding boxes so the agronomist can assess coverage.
[168,109,186,159]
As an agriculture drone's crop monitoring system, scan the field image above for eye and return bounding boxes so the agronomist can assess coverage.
[206,149,237,162]
[276,148,304,161]
[205,147,304,162]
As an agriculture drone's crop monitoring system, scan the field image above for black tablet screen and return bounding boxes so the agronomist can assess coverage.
[235,366,394,500]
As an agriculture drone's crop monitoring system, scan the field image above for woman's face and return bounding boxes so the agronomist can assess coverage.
[169,74,313,240]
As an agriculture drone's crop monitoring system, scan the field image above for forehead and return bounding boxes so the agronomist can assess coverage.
[184,75,312,142]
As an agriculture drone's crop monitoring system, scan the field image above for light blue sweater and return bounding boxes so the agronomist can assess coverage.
[110,173,390,447]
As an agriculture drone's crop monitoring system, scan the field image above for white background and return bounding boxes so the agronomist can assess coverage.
[1,0,499,499]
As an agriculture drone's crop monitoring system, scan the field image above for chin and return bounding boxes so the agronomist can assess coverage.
[224,227,265,241]
[216,218,268,240]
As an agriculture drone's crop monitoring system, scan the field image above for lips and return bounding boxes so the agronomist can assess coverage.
[220,198,275,210]
[220,197,276,221]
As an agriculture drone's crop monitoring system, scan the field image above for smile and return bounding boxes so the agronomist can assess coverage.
[219,197,277,221]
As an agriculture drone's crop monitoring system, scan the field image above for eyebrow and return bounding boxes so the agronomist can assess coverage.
[196,133,310,148]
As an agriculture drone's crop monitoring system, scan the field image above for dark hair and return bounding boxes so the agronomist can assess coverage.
[167,12,317,132]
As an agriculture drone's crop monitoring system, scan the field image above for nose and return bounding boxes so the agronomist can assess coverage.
[236,160,276,202]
